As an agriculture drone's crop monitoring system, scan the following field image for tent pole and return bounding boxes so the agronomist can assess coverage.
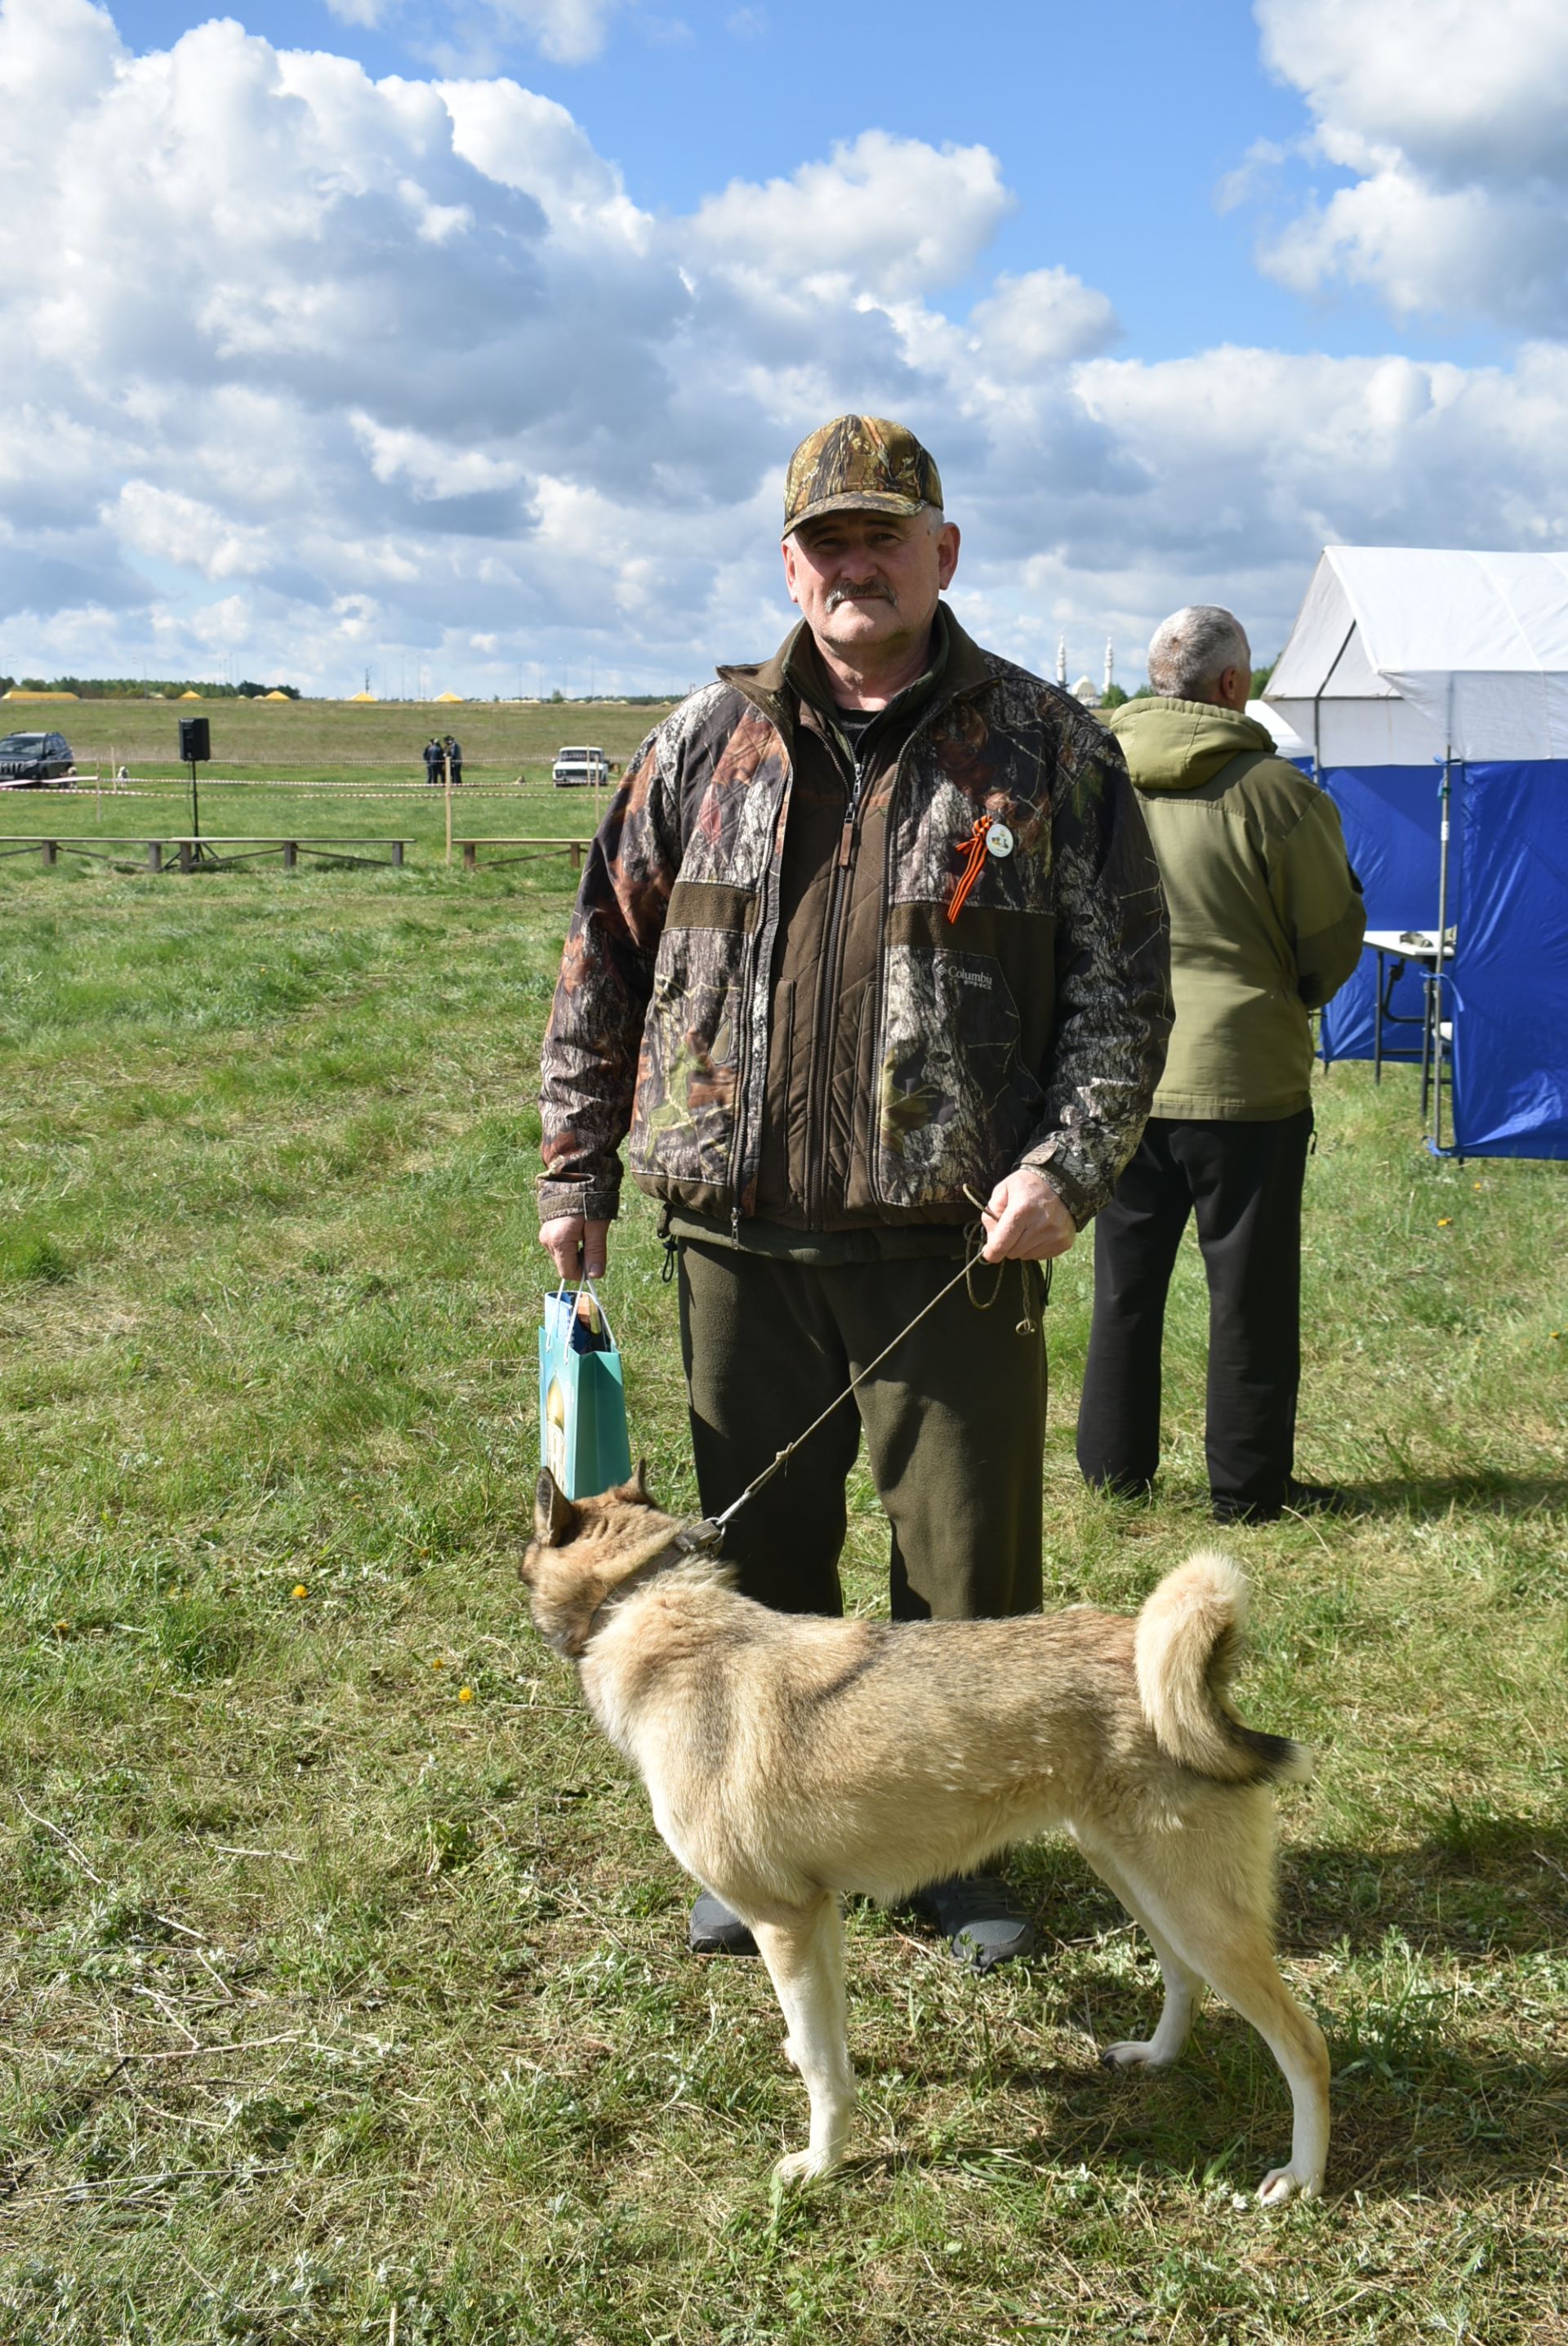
[1432,744,1453,1151]
[1312,623,1356,783]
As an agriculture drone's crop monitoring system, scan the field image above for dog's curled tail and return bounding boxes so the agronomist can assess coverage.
[1134,1551,1312,1786]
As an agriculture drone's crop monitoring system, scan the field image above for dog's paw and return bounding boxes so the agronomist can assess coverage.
[1099,2038,1168,2070]
[773,2147,839,2190]
[1256,2163,1321,2206]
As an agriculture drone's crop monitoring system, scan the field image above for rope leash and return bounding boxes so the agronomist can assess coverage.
[695,1190,1051,1543]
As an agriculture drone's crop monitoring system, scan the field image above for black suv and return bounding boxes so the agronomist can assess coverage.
[0,729,74,787]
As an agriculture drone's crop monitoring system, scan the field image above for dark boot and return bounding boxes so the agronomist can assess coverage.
[688,1892,758,1957]
[906,1873,1036,1971]
[1213,1477,1360,1525]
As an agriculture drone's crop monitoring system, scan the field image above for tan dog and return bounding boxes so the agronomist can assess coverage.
[522,1467,1330,2204]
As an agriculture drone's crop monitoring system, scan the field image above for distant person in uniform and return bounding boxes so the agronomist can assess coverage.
[1076,604,1365,1525]
[444,734,463,787]
[423,738,442,787]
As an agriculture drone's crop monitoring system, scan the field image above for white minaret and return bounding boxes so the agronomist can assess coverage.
[1056,636,1067,687]
[1103,638,1115,697]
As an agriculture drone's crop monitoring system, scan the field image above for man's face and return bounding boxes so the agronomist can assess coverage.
[781,508,960,663]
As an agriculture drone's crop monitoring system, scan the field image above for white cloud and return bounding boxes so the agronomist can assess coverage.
[965,270,1120,372]
[2,0,1568,697]
[1258,0,1568,182]
[350,413,529,501]
[1214,138,1289,216]
[481,0,622,65]
[687,131,1013,301]
[1254,0,1568,329]
[113,483,275,580]
[437,74,648,244]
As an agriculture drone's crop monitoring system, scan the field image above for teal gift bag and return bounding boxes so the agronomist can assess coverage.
[537,1280,633,1498]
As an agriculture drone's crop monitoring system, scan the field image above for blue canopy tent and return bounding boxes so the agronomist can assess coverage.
[1266,547,1568,1158]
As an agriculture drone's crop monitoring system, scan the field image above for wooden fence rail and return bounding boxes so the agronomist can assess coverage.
[457,836,590,871]
[0,836,407,872]
[2,833,601,876]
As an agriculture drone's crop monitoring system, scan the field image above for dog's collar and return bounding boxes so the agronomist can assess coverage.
[572,1519,724,1659]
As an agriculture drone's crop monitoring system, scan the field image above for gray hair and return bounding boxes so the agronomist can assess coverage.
[1147,605,1250,701]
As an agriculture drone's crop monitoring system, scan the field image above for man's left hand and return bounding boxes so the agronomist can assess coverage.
[980,1168,1077,1263]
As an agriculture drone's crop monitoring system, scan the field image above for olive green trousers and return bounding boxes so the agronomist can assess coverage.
[675,1241,1046,1621]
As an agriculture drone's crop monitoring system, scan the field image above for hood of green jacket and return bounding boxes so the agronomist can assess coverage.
[1107,696,1277,794]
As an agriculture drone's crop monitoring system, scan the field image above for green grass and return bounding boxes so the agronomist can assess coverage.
[2,694,676,779]
[2,851,1566,2343]
[0,777,620,877]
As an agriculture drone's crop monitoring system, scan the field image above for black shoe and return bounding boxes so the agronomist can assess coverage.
[906,1873,1036,1972]
[1212,1491,1282,1524]
[1212,1478,1358,1525]
[1082,1471,1156,1503]
[1284,1479,1359,1515]
[688,1892,758,1957]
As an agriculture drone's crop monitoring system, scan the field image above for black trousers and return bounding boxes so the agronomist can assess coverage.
[1076,1110,1312,1510]
[677,1242,1045,1621]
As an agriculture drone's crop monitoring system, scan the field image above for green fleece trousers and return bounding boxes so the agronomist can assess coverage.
[675,1241,1046,1621]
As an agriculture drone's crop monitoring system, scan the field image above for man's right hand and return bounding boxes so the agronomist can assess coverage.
[540,1215,611,1283]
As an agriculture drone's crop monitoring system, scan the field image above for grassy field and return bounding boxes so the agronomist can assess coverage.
[0,778,623,869]
[1,836,1565,2344]
[0,696,678,869]
[2,697,678,784]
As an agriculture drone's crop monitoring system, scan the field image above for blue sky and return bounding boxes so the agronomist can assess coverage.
[2,0,1565,694]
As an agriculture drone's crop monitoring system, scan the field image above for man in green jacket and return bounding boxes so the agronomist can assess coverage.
[540,416,1171,1965]
[1076,604,1365,1525]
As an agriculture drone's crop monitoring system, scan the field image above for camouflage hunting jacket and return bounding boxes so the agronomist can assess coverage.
[538,613,1170,1233]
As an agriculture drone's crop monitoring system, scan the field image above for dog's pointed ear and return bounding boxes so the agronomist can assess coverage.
[533,1469,578,1547]
[627,1457,652,1505]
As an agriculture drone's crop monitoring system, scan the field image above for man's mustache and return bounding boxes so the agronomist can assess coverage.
[826,582,897,610]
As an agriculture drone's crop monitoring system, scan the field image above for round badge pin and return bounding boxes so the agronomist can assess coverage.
[985,821,1015,859]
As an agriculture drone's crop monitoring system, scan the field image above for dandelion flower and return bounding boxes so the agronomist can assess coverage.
[458,1685,474,1703]
[1437,1216,1453,1227]
[431,1657,446,1669]
[291,1583,308,1599]
[52,1619,71,1635]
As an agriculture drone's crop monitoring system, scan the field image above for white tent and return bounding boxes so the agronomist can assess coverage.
[1265,546,1568,766]
[1245,699,1307,758]
[1265,546,1568,1160]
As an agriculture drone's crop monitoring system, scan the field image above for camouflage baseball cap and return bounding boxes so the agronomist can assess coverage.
[782,414,943,538]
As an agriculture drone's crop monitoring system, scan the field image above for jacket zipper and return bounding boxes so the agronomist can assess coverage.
[716,683,793,1227]
[710,661,991,1226]
[804,740,867,1224]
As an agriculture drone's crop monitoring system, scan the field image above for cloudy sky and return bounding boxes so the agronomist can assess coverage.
[2,0,1566,697]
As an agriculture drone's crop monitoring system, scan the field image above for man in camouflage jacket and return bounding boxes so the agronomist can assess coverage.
[540,416,1170,1966]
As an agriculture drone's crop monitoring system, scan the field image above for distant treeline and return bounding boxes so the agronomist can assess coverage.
[1,676,301,701]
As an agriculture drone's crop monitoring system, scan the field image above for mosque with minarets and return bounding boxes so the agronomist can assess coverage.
[1055,637,1116,708]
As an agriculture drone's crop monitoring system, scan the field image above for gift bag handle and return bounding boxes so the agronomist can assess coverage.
[553,1275,618,1353]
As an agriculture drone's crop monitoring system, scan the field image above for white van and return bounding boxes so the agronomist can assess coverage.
[551,745,612,787]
